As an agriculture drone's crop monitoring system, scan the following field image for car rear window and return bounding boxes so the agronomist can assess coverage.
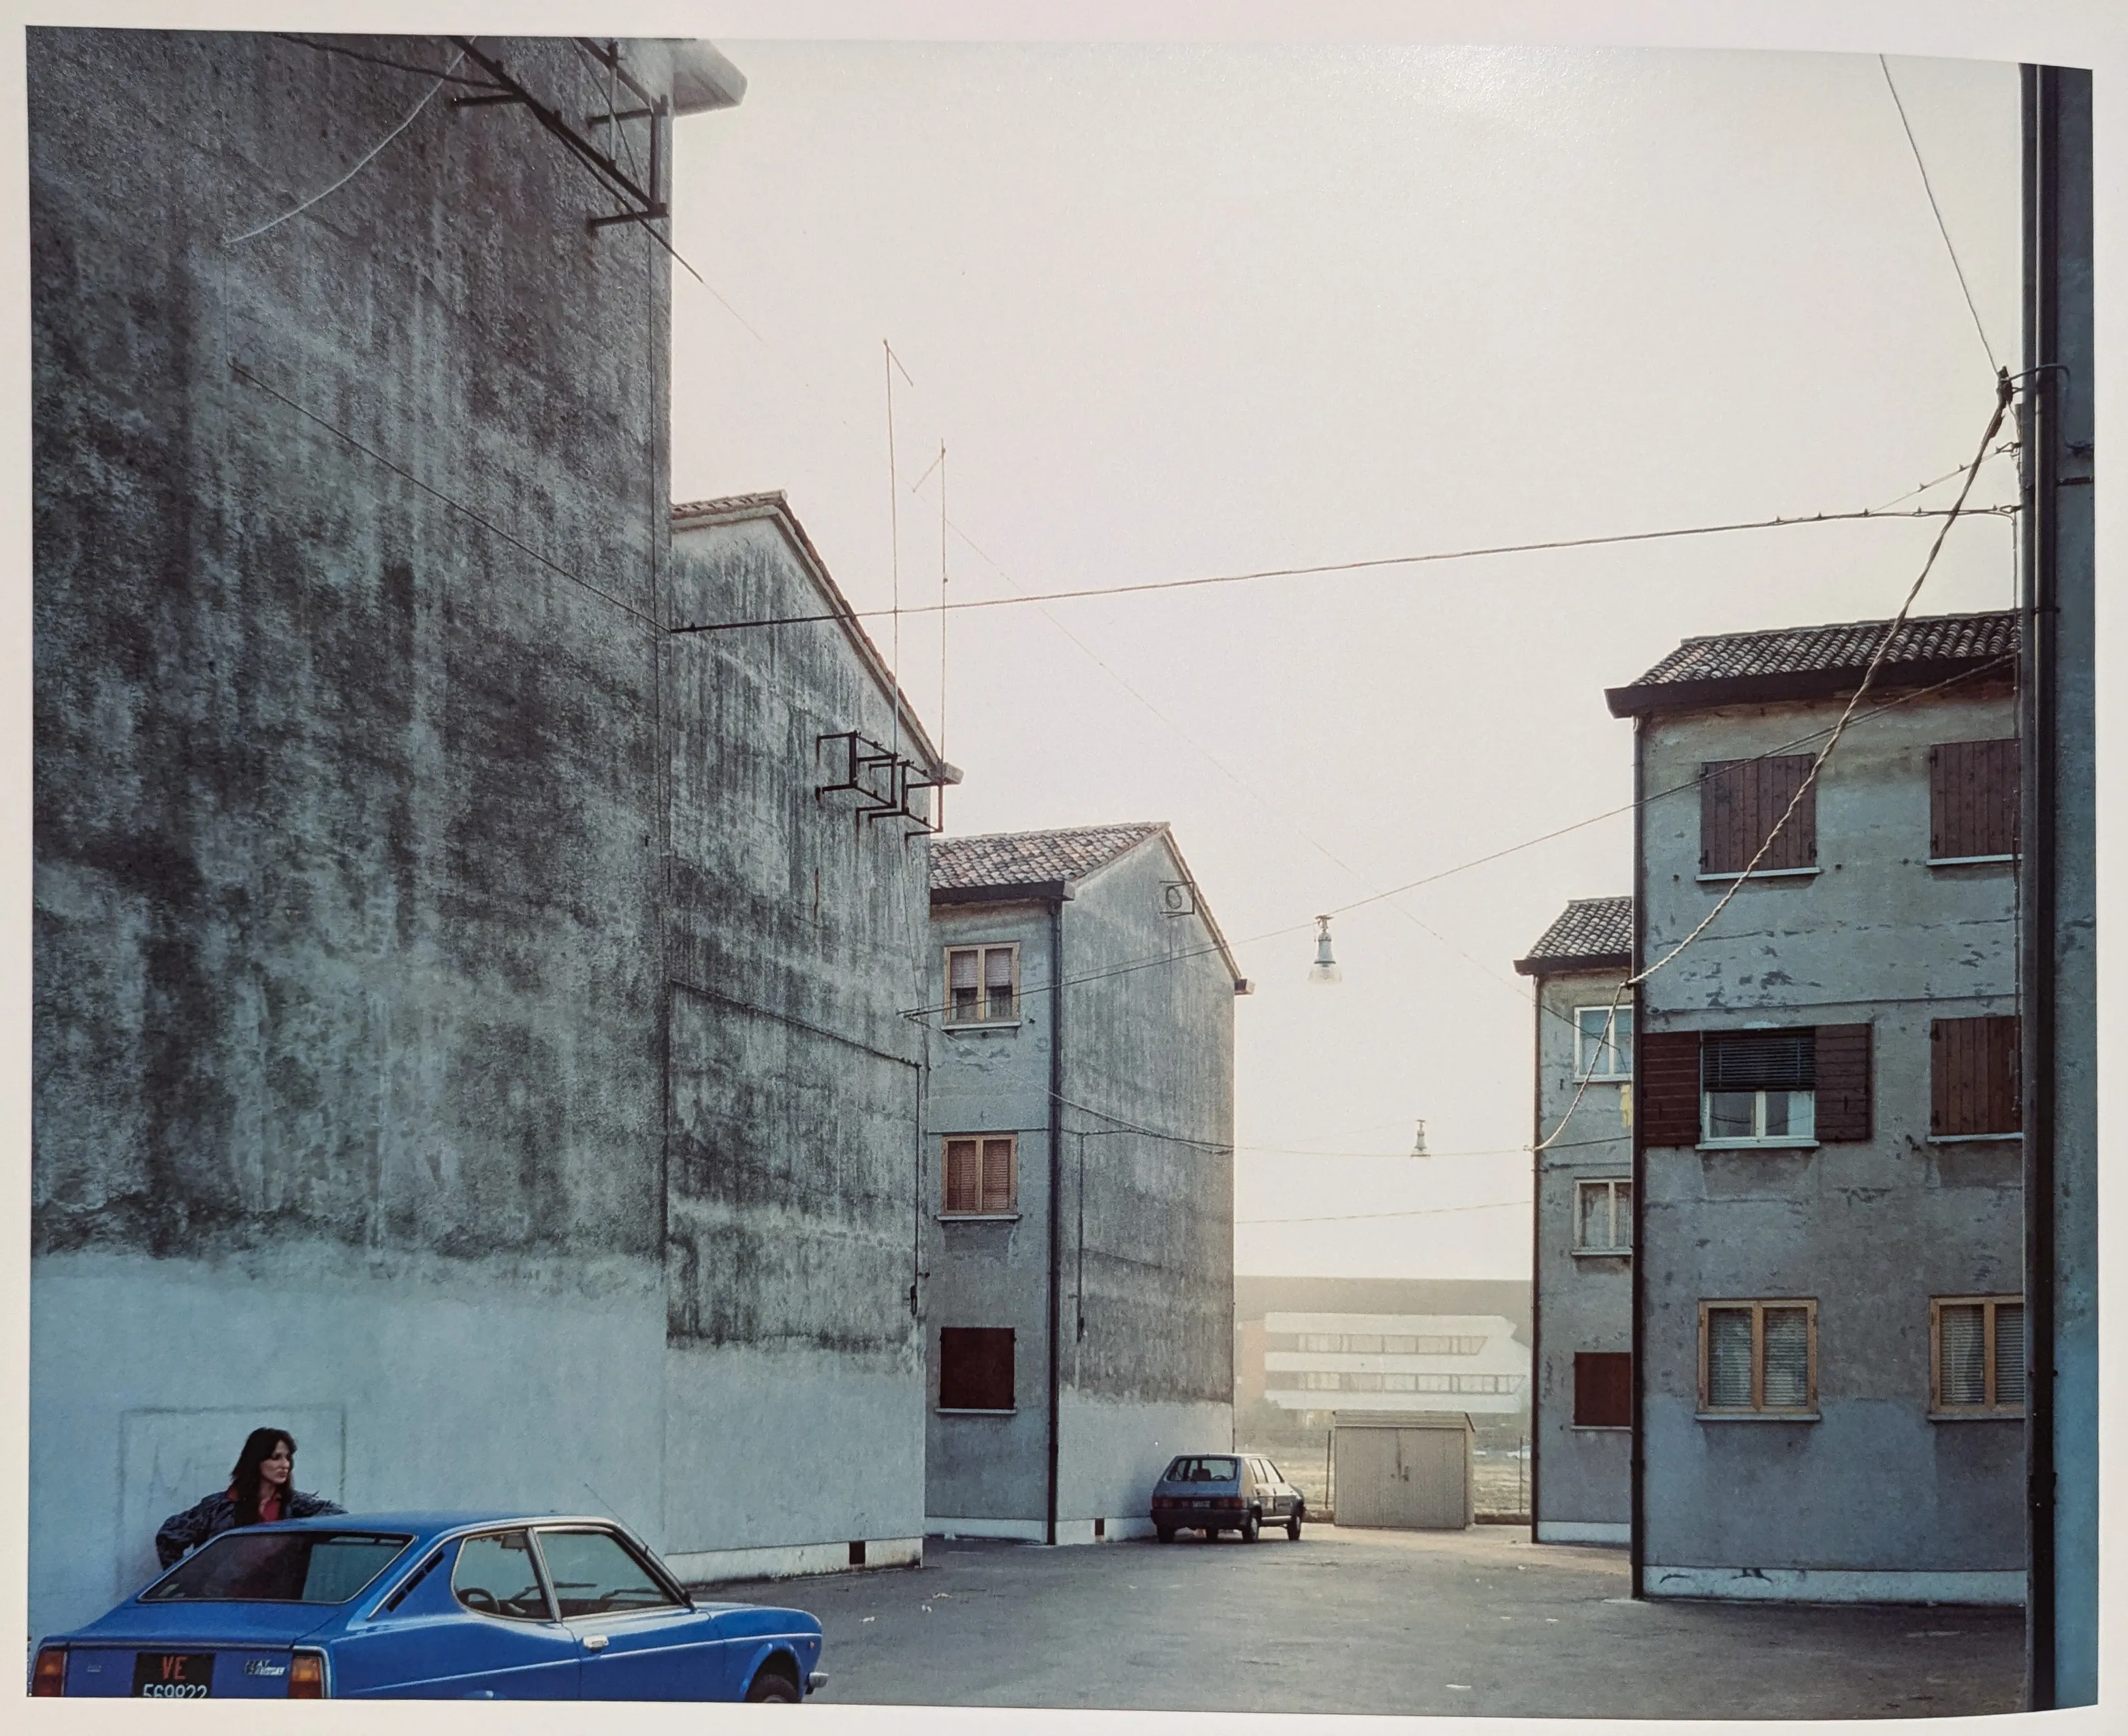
[1164,1456,1239,1482]
[142,1531,413,1605]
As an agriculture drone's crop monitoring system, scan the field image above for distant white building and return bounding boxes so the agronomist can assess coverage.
[1262,1313,1529,1417]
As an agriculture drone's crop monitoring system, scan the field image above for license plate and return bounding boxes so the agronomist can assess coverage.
[133,1652,215,1697]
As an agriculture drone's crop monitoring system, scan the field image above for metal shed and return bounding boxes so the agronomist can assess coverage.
[1331,1411,1475,1530]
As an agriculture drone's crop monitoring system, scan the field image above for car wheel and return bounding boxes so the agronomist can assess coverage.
[1241,1510,1260,1544]
[1156,1527,1174,1545]
[746,1667,803,1703]
[1287,1511,1303,1541]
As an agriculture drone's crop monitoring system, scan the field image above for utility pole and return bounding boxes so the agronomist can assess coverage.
[2018,62,2095,1714]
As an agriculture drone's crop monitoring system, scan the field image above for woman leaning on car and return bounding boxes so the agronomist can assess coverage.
[155,1426,346,1568]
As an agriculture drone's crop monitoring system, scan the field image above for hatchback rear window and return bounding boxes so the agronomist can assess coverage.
[1164,1456,1239,1482]
[142,1532,413,1605]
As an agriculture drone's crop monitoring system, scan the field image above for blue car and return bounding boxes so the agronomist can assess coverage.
[31,1511,827,1702]
[1149,1453,1306,1544]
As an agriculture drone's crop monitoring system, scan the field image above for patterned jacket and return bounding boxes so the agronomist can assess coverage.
[155,1488,347,1568]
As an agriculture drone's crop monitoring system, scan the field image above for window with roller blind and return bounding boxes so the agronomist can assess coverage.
[944,944,1019,1025]
[942,1134,1017,1215]
[1931,1296,2025,1417]
[1699,1299,1817,1418]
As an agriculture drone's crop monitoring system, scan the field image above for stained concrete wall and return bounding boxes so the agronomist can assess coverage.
[660,504,940,1569]
[1531,965,1633,1543]
[923,832,1236,1535]
[1636,684,2022,1601]
[29,31,934,1635]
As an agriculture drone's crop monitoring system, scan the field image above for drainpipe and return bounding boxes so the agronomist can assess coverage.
[1628,718,1647,1600]
[1527,978,1544,1540]
[1045,895,1066,1547]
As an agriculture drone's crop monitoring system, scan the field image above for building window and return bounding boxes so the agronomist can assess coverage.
[1574,1179,1632,1252]
[1931,1016,2022,1138]
[1701,1029,1816,1145]
[938,1328,1015,1411]
[1700,1300,1817,1417]
[944,944,1019,1025]
[1576,1004,1633,1079]
[1929,739,2019,863]
[1573,1352,1632,1428]
[942,1135,1017,1215]
[1700,754,1818,876]
[1932,1296,2025,1417]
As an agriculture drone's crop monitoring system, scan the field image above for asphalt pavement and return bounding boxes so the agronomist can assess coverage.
[709,1522,2024,1719]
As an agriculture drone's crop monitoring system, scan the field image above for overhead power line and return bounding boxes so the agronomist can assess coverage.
[1879,55,1999,378]
[669,502,2014,637]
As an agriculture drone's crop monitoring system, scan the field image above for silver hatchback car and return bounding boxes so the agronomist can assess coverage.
[1148,1453,1306,1544]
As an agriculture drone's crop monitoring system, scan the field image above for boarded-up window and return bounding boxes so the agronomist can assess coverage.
[1929,739,2020,861]
[942,1136,1017,1213]
[944,944,1019,1025]
[1700,754,1817,875]
[1931,1016,2021,1137]
[1931,1296,2024,1415]
[1573,1353,1632,1428]
[938,1328,1015,1411]
[1638,1029,1702,1147]
[1700,1299,1817,1416]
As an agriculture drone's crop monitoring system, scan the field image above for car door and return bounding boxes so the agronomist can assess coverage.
[533,1526,731,1701]
[341,1530,580,1699]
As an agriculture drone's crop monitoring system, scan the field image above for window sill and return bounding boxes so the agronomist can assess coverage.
[1572,1074,1630,1086]
[938,1212,1021,1223]
[1927,854,2017,867]
[942,1020,1022,1034]
[1927,1131,2022,1144]
[1696,1411,1820,1423]
[936,1407,1017,1417]
[1695,867,1820,884]
[1568,1424,1631,1434]
[1928,1409,2026,1422]
[1696,1139,1820,1152]
[1570,1247,1632,1259]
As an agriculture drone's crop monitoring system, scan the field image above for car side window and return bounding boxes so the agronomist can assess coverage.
[535,1528,677,1619]
[453,1530,553,1622]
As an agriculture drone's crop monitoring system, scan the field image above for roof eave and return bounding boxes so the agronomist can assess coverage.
[1513,950,1633,978]
[1605,656,2015,719]
[931,880,1076,907]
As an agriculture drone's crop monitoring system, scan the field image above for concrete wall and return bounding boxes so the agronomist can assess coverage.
[661,506,938,1568]
[1636,684,2022,1603]
[923,831,1237,1536]
[29,32,933,1633]
[1529,965,1634,1543]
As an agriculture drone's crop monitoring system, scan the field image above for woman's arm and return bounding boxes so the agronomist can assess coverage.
[288,1490,347,1519]
[154,1494,219,1569]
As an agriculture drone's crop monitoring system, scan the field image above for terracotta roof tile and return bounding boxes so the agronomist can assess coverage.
[930,823,1165,891]
[1514,896,1632,974]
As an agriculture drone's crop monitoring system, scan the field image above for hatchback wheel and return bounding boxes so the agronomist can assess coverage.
[1241,1510,1260,1544]
[1156,1527,1174,1545]
[1287,1512,1303,1541]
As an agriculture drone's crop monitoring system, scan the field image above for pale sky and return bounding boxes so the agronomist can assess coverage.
[665,42,2022,1282]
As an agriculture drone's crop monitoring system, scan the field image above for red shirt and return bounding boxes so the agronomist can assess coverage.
[236,1486,283,1524]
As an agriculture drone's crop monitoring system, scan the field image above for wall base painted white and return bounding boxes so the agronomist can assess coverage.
[1644,1564,2025,1606]
[666,1537,923,1587]
[1537,1520,1630,1546]
[927,1515,1046,1541]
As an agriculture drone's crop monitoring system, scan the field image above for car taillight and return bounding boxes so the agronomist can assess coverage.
[31,1647,66,1697]
[1151,1496,1172,1510]
[289,1650,328,1699]
[1217,1496,1244,1509]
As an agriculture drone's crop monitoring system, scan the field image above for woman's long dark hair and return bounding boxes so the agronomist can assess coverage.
[229,1427,297,1526]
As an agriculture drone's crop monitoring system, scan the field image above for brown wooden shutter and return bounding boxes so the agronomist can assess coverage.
[1813,1023,1872,1141]
[939,1327,1015,1411]
[980,1137,1016,1212]
[1931,739,2019,860]
[1638,1029,1702,1146]
[1573,1352,1632,1428]
[1701,756,1816,873]
[1931,1015,2020,1136]
[944,1139,979,1212]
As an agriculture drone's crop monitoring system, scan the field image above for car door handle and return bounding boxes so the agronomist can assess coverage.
[582,1635,609,1652]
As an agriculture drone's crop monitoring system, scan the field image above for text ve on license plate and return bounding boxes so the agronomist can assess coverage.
[133,1651,215,1697]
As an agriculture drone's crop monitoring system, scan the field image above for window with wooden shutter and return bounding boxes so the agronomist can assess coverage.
[1638,1029,1702,1147]
[1931,1296,2024,1416]
[1929,739,2020,863]
[1573,1352,1632,1428]
[1700,1028,1816,1145]
[1698,1298,1817,1417]
[1931,1015,2021,1137]
[942,1134,1017,1214]
[943,944,1019,1025]
[1813,1023,1873,1142]
[938,1327,1016,1411]
[1700,754,1818,875]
